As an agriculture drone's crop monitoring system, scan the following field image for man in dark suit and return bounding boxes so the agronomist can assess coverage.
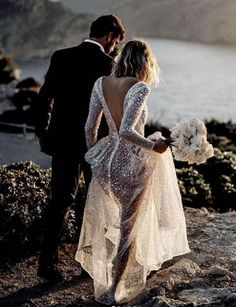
[35,15,125,282]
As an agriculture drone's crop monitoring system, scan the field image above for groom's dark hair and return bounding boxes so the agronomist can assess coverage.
[90,15,125,40]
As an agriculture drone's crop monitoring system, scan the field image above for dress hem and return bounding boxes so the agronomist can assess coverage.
[75,246,191,287]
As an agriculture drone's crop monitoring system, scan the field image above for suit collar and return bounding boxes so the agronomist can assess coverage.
[84,39,105,53]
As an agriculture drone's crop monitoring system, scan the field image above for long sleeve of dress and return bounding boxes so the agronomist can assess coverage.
[85,82,103,149]
[119,84,155,150]
[35,52,57,138]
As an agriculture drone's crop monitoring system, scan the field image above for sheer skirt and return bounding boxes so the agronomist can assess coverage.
[75,133,190,304]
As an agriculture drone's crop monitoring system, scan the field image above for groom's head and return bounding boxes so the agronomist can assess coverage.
[89,15,125,54]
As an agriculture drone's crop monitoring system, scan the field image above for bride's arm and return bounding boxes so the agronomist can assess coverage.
[119,84,156,150]
[85,82,103,149]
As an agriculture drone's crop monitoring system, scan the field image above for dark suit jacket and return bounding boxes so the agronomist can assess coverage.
[35,42,114,157]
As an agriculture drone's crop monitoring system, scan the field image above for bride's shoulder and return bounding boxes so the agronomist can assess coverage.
[118,77,150,91]
[94,76,105,89]
[130,80,151,95]
[123,77,150,90]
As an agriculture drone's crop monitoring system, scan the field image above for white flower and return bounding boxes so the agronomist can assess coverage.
[170,117,214,164]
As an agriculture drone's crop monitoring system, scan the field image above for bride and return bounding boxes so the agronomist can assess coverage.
[75,40,190,305]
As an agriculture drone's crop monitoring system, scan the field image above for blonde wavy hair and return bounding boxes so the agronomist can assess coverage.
[112,40,159,86]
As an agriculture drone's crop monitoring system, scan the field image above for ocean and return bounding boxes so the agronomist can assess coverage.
[19,38,236,128]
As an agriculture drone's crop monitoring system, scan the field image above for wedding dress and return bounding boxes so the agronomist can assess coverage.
[75,77,190,304]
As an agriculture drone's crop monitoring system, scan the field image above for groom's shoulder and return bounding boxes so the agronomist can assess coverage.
[50,45,82,60]
[50,44,113,65]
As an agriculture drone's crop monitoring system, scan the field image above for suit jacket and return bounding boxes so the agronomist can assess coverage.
[35,42,114,157]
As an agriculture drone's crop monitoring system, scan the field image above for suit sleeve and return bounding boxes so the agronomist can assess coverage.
[35,52,57,138]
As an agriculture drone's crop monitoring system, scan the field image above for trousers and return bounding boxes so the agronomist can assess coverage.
[38,154,91,267]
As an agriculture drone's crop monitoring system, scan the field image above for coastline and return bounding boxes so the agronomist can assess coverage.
[0,132,50,168]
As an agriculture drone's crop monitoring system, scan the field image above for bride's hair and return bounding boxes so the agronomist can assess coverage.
[112,40,159,86]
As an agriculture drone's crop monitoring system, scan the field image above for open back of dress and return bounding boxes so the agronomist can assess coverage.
[75,77,190,305]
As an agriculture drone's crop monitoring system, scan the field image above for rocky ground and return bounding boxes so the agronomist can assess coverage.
[0,207,235,306]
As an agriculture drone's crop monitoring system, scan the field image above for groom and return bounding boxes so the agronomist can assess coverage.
[35,15,125,282]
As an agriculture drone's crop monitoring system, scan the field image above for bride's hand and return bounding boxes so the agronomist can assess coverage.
[153,138,169,153]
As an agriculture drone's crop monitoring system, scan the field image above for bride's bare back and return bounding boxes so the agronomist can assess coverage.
[102,76,139,130]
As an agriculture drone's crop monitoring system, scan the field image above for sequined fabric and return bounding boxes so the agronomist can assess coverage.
[75,77,190,305]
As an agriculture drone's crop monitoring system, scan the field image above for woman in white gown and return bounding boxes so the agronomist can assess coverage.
[75,40,190,305]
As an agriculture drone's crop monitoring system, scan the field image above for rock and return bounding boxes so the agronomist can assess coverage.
[186,209,236,273]
[207,266,233,278]
[188,277,208,289]
[2,0,236,61]
[164,258,201,281]
[146,258,201,293]
[133,294,190,307]
[217,275,231,282]
[130,287,162,306]
[199,207,209,214]
[0,0,91,60]
[223,293,236,307]
[146,296,171,307]
[177,287,236,305]
[113,0,236,44]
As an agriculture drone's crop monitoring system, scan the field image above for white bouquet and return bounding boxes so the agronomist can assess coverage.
[165,117,214,164]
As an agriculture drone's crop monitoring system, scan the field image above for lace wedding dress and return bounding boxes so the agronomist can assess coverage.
[75,77,190,305]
